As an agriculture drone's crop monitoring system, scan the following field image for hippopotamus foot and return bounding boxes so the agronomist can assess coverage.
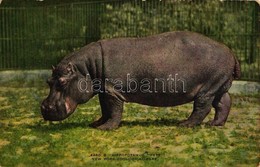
[208,92,231,126]
[89,117,108,128]
[179,120,200,127]
[90,115,122,130]
[96,119,121,130]
[180,96,214,127]
[90,93,123,130]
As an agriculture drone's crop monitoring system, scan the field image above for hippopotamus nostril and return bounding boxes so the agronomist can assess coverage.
[44,105,55,112]
[49,105,54,110]
[41,102,55,112]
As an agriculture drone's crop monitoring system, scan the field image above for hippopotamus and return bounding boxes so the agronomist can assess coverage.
[41,31,240,130]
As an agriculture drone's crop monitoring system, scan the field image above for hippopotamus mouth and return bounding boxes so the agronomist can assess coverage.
[41,97,77,121]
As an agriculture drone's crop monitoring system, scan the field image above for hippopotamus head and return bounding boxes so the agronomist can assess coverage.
[41,62,93,121]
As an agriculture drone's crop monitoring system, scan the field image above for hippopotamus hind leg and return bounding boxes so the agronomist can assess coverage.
[208,92,231,126]
[180,96,214,127]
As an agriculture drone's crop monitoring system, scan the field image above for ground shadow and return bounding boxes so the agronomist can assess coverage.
[27,120,92,132]
[28,118,183,132]
[120,118,181,128]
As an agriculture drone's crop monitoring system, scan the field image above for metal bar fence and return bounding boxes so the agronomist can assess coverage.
[0,0,259,81]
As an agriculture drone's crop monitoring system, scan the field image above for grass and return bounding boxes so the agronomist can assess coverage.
[0,83,259,167]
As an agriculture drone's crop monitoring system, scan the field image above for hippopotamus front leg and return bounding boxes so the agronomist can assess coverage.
[89,95,110,128]
[89,93,123,130]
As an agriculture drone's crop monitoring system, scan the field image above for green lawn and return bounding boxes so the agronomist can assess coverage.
[0,85,259,167]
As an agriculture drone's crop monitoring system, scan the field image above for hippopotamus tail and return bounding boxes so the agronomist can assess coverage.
[233,55,241,79]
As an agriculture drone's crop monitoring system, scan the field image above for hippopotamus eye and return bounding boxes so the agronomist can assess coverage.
[58,77,68,86]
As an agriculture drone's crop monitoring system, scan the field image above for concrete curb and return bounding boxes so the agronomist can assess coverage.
[0,70,51,82]
[229,81,260,95]
[0,70,259,95]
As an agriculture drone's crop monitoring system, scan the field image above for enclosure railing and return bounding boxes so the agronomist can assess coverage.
[0,0,259,81]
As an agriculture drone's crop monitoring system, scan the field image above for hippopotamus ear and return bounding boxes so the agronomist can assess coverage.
[52,65,56,71]
[67,63,75,74]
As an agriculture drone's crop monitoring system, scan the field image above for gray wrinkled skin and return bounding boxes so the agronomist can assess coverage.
[41,31,241,130]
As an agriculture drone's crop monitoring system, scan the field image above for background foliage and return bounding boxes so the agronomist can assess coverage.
[0,0,259,80]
